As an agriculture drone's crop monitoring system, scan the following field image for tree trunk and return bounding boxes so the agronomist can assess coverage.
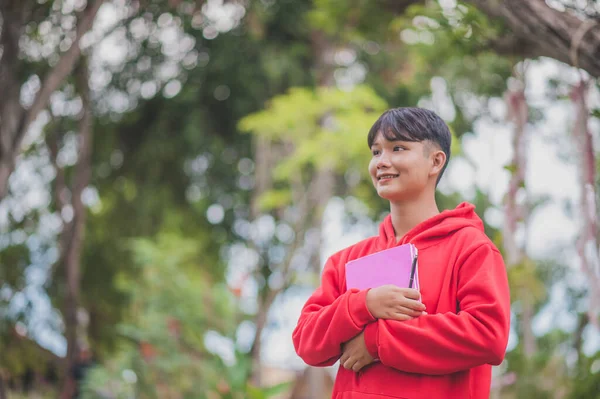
[302,31,336,397]
[464,0,600,78]
[0,0,104,199]
[247,134,276,386]
[503,81,537,359]
[0,372,6,399]
[59,59,94,399]
[0,1,27,200]
[522,296,537,358]
[250,136,273,219]
[571,80,600,331]
[503,86,528,266]
[248,32,337,387]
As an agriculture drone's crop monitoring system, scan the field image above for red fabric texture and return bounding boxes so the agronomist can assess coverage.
[292,202,511,399]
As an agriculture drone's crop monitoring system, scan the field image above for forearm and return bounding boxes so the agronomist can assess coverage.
[293,289,375,366]
[364,307,509,375]
[363,244,511,374]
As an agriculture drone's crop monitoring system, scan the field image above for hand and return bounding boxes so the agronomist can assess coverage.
[340,331,374,372]
[366,285,426,321]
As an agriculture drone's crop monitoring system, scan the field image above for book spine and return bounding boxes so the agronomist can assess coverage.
[412,244,420,291]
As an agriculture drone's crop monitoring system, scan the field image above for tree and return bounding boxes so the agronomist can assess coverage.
[383,0,600,78]
[239,85,388,385]
[80,233,289,399]
[45,57,94,399]
[0,0,104,199]
[2,0,318,396]
[2,0,599,397]
[464,0,600,78]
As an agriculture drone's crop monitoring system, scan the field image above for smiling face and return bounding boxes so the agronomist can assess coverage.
[368,131,445,202]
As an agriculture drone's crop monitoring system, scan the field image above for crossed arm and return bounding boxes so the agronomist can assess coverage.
[292,244,510,375]
[292,257,428,369]
[340,285,425,372]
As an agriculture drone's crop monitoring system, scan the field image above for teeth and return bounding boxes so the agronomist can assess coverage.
[378,175,398,180]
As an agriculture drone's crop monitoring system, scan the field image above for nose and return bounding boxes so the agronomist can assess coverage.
[376,151,391,169]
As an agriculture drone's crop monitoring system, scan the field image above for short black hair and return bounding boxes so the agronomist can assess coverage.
[367,107,451,184]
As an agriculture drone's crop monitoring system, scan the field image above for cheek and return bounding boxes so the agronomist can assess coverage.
[410,161,430,183]
[368,160,377,176]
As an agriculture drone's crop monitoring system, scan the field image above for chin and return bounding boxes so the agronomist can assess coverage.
[376,189,403,201]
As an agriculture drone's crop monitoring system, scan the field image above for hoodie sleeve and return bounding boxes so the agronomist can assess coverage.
[363,243,510,375]
[293,256,376,367]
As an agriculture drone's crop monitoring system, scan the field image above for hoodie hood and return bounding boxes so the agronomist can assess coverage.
[378,202,485,250]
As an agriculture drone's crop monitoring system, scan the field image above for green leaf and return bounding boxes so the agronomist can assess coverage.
[503,163,518,174]
[262,381,294,397]
[257,189,293,211]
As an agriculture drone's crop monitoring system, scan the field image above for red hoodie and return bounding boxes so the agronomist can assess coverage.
[292,202,510,399]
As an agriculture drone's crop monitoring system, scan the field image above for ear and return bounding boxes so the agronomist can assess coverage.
[429,150,446,178]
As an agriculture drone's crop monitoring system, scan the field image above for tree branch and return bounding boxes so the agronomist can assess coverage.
[45,120,69,212]
[503,69,538,357]
[0,2,27,177]
[571,80,600,331]
[0,0,104,199]
[45,118,74,275]
[464,0,600,77]
[20,0,104,142]
[65,57,93,303]
[248,187,314,385]
[60,57,94,399]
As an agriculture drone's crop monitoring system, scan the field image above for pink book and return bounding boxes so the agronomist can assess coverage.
[345,243,419,291]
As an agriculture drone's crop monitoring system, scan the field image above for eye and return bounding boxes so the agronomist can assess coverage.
[372,149,380,156]
[393,146,404,151]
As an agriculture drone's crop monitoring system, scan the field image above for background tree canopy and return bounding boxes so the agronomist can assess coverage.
[0,0,599,398]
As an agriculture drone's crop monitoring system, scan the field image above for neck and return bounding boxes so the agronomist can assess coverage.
[389,192,440,242]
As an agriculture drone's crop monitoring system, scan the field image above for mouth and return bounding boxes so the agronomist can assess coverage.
[377,174,399,181]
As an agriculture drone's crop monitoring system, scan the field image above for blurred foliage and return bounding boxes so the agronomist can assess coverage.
[393,2,513,96]
[567,350,600,399]
[0,244,29,290]
[81,233,287,398]
[308,0,400,41]
[239,85,387,211]
[67,0,317,357]
[0,0,598,397]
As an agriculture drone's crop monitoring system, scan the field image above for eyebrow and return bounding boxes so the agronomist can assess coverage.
[371,139,409,147]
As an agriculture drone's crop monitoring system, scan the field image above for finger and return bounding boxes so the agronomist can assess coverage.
[397,288,421,300]
[352,360,363,372]
[340,352,349,366]
[400,298,426,311]
[343,358,355,370]
[394,306,424,317]
[383,310,408,320]
[389,313,414,321]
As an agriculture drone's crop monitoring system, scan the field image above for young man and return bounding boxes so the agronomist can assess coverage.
[292,107,510,398]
